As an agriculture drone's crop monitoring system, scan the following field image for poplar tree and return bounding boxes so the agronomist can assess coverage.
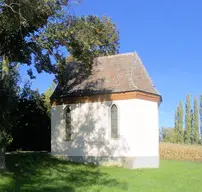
[199,95,202,144]
[185,94,192,144]
[178,101,184,143]
[174,101,184,143]
[191,109,194,144]
[193,96,199,144]
[174,106,179,143]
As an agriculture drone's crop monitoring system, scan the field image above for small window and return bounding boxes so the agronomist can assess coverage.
[64,106,71,141]
[111,104,118,139]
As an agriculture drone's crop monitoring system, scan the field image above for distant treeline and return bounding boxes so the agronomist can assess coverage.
[160,94,202,145]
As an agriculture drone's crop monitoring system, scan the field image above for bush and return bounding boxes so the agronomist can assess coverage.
[7,97,51,152]
[6,83,51,152]
[161,127,177,143]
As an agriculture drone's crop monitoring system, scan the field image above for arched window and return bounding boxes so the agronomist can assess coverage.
[64,106,71,141]
[111,104,118,139]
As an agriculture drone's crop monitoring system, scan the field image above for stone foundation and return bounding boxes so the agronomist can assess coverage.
[52,154,159,169]
[122,156,159,169]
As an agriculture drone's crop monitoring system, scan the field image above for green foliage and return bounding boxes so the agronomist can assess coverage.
[0,0,69,75]
[37,15,120,82]
[191,109,194,143]
[193,96,199,144]
[161,127,177,143]
[200,95,202,144]
[167,94,201,145]
[1,66,51,151]
[0,0,120,153]
[185,94,192,144]
[0,59,20,148]
[0,1,120,79]
[7,81,51,151]
[43,82,56,116]
[174,107,179,141]
[0,0,69,147]
[66,15,120,66]
[0,131,12,149]
[174,101,184,143]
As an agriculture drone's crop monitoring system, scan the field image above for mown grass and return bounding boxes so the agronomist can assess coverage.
[160,142,202,162]
[0,152,202,191]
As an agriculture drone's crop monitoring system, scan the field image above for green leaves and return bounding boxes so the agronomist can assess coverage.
[185,94,192,144]
[37,15,120,76]
[67,15,119,64]
[173,94,200,145]
[0,0,70,77]
[192,96,199,144]
[174,101,184,143]
[0,58,20,148]
[0,1,120,148]
[0,1,120,79]
[43,82,56,116]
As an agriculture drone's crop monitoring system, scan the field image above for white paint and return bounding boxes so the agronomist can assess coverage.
[51,98,159,159]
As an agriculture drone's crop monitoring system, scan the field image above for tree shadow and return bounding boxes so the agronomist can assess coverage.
[51,59,130,167]
[51,92,130,165]
[0,152,128,192]
[51,59,116,99]
[0,59,133,191]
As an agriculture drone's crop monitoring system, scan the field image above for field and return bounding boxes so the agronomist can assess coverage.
[160,142,202,162]
[0,149,202,192]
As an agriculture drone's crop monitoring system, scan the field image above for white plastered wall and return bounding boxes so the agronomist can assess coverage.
[51,98,159,159]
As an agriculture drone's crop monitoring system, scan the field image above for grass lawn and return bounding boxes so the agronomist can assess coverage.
[0,153,202,192]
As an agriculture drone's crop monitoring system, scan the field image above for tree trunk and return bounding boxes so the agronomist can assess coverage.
[0,55,8,170]
[0,148,5,169]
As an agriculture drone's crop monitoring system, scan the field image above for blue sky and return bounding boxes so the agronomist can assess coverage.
[21,0,202,128]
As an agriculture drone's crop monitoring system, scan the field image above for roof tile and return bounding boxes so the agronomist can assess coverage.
[51,52,160,99]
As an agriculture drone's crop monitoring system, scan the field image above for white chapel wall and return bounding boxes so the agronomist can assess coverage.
[51,98,159,158]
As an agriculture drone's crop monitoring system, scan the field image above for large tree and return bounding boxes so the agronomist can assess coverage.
[185,94,192,144]
[8,81,51,152]
[200,95,202,144]
[0,1,120,169]
[174,105,179,143]
[0,63,20,146]
[0,0,120,149]
[36,15,119,83]
[174,101,184,143]
[192,96,199,144]
[0,61,20,169]
[191,109,194,144]
[0,0,69,143]
[0,0,120,123]
[0,1,119,79]
[0,0,70,75]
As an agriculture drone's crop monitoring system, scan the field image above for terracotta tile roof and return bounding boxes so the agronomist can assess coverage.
[51,52,160,99]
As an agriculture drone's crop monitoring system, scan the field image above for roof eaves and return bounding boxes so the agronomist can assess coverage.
[50,89,162,101]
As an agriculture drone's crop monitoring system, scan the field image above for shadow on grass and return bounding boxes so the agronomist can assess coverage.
[0,152,127,192]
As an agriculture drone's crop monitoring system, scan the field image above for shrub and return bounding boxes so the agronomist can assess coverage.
[161,127,177,143]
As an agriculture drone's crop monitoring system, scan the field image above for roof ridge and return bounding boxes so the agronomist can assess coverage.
[133,52,160,94]
[95,52,136,60]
